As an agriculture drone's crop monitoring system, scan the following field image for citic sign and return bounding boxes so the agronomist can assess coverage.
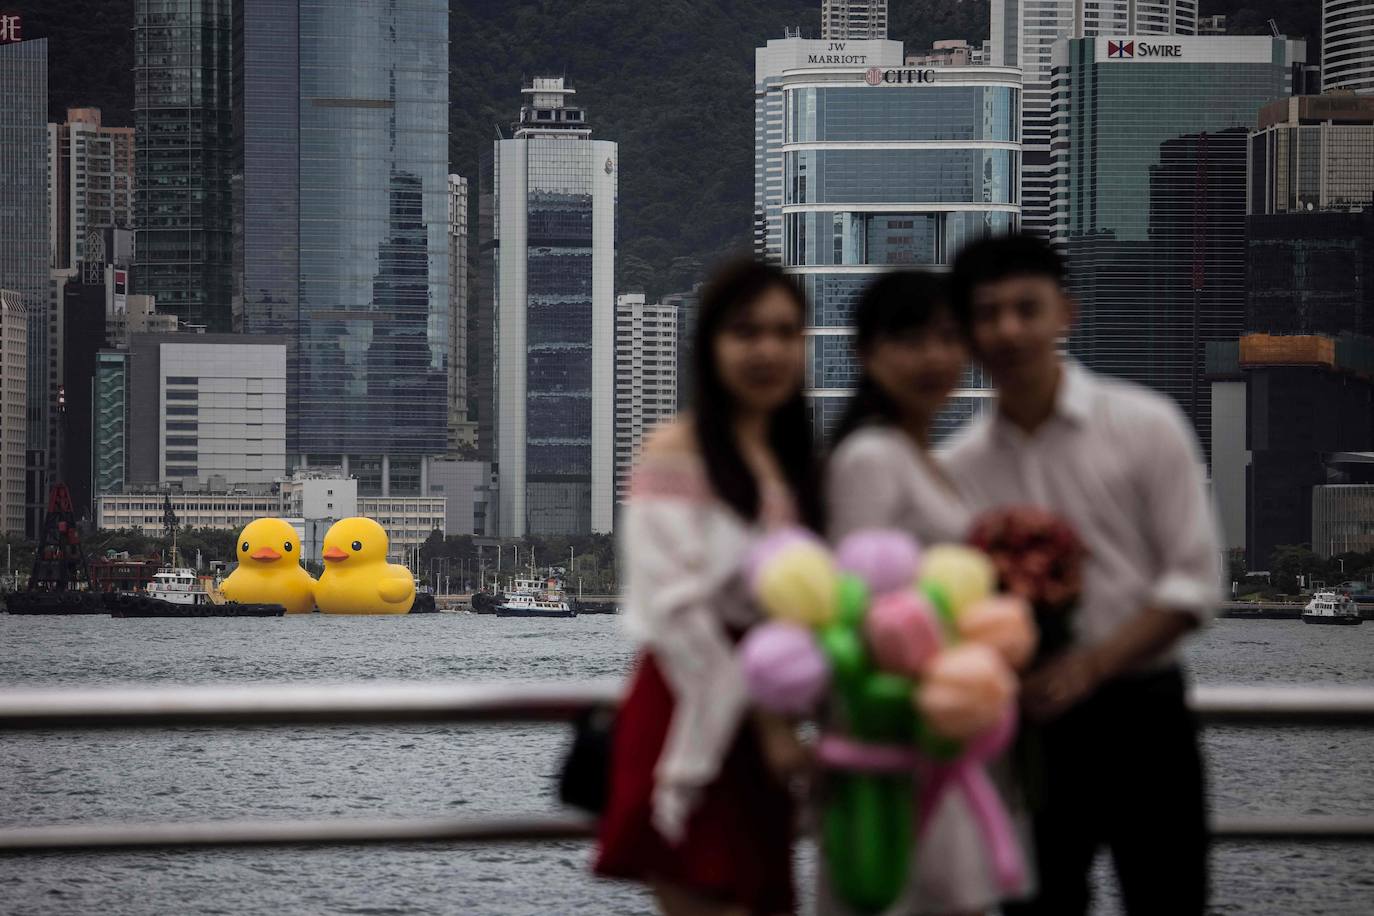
[864,67,936,86]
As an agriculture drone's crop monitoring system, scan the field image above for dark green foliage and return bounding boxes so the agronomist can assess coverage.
[88,527,240,567]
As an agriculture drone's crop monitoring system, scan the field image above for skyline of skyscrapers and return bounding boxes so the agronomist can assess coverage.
[7,0,1374,555]
[494,77,617,537]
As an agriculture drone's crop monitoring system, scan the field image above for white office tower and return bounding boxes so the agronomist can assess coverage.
[494,78,617,536]
[754,35,905,261]
[991,0,1197,238]
[821,0,888,41]
[1324,0,1374,94]
[613,294,678,506]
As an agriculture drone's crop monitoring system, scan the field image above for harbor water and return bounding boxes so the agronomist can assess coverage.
[1,614,1372,915]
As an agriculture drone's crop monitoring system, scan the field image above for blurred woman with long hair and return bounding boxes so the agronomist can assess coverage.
[596,259,822,915]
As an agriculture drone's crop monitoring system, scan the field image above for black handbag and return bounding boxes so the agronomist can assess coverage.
[558,704,617,815]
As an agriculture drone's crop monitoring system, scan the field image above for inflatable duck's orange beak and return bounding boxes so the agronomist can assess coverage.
[250,546,281,561]
[323,545,348,562]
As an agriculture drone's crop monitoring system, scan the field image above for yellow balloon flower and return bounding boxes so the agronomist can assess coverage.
[918,545,996,619]
[754,541,839,628]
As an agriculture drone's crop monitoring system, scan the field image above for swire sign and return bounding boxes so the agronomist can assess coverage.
[1107,39,1183,59]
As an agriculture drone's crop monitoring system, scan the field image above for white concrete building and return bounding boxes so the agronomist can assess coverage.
[126,334,287,489]
[0,289,26,536]
[614,294,678,506]
[990,0,1197,239]
[97,480,443,561]
[495,77,617,536]
[1324,0,1374,94]
[358,496,446,559]
[97,489,282,534]
[821,0,888,41]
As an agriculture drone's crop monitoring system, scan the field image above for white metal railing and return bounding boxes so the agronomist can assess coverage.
[0,681,1371,854]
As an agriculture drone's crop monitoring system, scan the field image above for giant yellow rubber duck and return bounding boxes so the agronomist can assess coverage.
[315,517,415,615]
[221,518,317,614]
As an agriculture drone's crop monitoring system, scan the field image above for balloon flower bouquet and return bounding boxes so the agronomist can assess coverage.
[740,527,1038,913]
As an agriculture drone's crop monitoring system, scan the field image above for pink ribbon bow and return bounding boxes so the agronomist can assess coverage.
[814,706,1025,895]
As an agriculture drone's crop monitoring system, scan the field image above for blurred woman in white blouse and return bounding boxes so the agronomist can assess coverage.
[824,271,1027,916]
[596,260,823,916]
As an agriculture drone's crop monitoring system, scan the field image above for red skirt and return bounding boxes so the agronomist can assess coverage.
[594,653,795,914]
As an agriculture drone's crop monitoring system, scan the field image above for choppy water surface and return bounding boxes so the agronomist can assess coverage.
[1,615,1371,915]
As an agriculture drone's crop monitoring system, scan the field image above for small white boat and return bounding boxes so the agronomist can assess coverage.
[495,574,576,619]
[147,568,214,606]
[1301,590,1363,626]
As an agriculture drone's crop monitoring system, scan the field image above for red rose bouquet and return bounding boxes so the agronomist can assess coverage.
[967,506,1085,665]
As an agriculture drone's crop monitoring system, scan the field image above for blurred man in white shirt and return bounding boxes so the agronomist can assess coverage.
[946,234,1220,915]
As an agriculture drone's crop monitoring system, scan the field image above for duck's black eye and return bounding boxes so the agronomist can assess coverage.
[241,541,249,553]
[351,540,362,552]
[283,542,293,552]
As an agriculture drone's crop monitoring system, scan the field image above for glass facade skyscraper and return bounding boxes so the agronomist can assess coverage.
[0,37,51,536]
[134,0,234,330]
[990,1,1196,240]
[495,78,617,536]
[772,59,1021,439]
[235,0,450,482]
[1052,35,1303,459]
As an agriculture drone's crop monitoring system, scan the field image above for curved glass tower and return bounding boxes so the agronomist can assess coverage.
[1324,0,1374,95]
[777,64,1021,439]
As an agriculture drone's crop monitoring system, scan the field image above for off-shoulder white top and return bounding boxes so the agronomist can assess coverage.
[618,451,797,842]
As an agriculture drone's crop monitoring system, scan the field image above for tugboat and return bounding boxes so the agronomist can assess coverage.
[106,567,284,618]
[1301,590,1363,626]
[495,571,576,619]
[104,497,283,618]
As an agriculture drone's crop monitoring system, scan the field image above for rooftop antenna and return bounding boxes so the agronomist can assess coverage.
[1268,18,1281,38]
